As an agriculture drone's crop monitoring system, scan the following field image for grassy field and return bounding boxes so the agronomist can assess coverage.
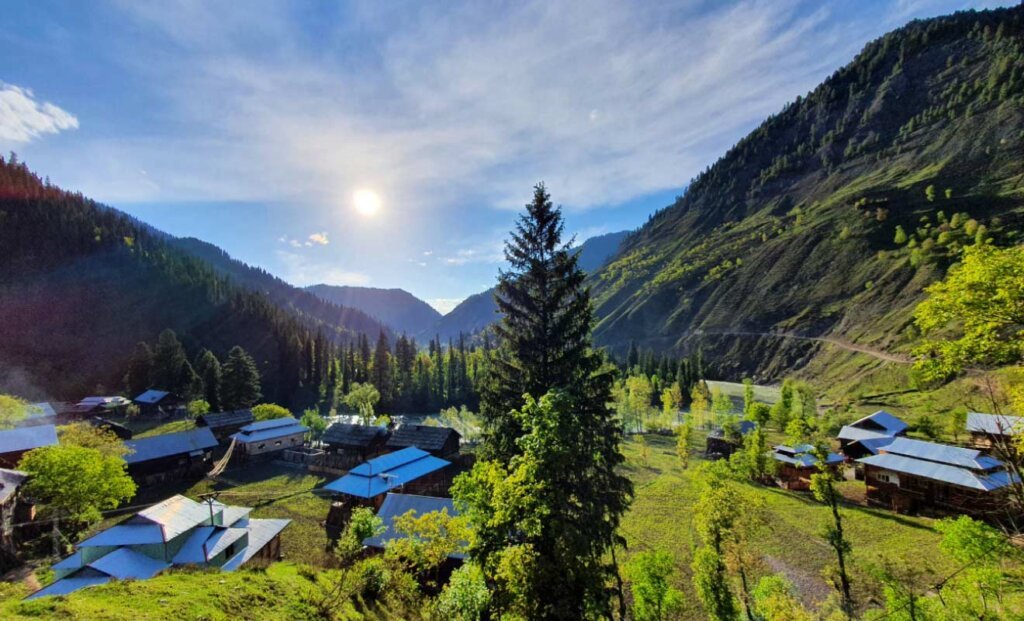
[619,434,959,619]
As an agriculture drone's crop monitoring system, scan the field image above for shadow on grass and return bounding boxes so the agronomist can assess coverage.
[758,485,932,531]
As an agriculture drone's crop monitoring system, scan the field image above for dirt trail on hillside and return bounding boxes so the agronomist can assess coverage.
[699,330,913,364]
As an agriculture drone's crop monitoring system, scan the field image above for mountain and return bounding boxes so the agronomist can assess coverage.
[431,230,630,340]
[0,158,385,401]
[172,238,389,339]
[589,6,1024,379]
[304,284,441,336]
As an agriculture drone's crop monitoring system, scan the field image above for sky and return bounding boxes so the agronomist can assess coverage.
[0,0,1011,314]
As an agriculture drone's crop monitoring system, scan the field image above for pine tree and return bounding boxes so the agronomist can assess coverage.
[151,329,195,397]
[371,331,392,406]
[195,349,222,412]
[220,346,262,410]
[470,183,633,618]
[124,342,154,397]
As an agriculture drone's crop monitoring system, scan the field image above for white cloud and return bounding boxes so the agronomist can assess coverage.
[275,250,370,287]
[428,298,465,314]
[308,232,329,245]
[0,83,78,143]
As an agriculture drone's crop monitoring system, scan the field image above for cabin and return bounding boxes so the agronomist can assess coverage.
[386,424,461,458]
[18,402,58,428]
[123,427,219,486]
[858,437,1019,518]
[0,469,29,569]
[771,444,844,491]
[72,396,131,416]
[324,447,452,508]
[0,425,58,468]
[322,423,389,460]
[966,413,1022,450]
[196,410,255,442]
[133,390,182,416]
[837,410,908,459]
[27,494,290,600]
[363,493,466,580]
[705,420,756,459]
[230,418,308,460]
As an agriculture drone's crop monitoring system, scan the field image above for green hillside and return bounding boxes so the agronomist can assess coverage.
[591,7,1024,380]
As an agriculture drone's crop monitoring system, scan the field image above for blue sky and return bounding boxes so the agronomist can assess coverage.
[0,0,1010,313]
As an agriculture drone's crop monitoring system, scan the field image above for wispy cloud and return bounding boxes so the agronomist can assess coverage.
[308,232,329,245]
[275,250,370,287]
[0,83,78,143]
[68,0,997,212]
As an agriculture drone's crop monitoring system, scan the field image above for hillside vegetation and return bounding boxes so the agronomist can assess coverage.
[591,7,1024,380]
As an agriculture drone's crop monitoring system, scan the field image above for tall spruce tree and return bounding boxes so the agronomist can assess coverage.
[151,329,196,397]
[220,346,262,410]
[195,349,222,412]
[468,183,633,618]
[124,342,154,397]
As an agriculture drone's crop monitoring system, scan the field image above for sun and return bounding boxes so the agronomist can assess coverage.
[353,189,381,217]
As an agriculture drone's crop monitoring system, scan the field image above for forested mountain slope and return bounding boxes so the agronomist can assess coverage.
[591,6,1024,379]
[431,229,629,340]
[172,237,389,339]
[304,284,440,337]
[0,158,379,401]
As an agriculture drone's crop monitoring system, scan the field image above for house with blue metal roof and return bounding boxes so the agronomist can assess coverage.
[0,424,58,468]
[837,410,909,459]
[705,420,757,459]
[230,417,308,459]
[133,389,182,415]
[324,447,452,506]
[772,444,844,490]
[966,412,1022,449]
[858,437,1019,517]
[123,427,219,486]
[362,493,466,560]
[27,494,290,600]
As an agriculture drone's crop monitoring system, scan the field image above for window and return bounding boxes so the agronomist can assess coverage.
[224,542,236,559]
[257,443,266,450]
[275,440,282,446]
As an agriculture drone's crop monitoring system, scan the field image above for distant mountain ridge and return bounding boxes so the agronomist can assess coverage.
[304,284,442,337]
[588,6,1024,379]
[429,230,630,341]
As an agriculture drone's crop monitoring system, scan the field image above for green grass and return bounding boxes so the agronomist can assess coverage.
[619,434,958,618]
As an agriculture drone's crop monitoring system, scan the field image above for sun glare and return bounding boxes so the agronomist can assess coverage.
[353,189,381,217]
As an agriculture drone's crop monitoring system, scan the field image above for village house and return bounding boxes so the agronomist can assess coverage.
[123,427,219,486]
[229,417,308,460]
[72,396,131,416]
[837,410,909,459]
[196,409,255,442]
[858,437,1019,518]
[966,412,1022,450]
[26,494,290,600]
[322,422,389,462]
[771,444,844,490]
[705,420,756,459]
[385,424,461,459]
[0,425,58,468]
[0,468,30,569]
[133,389,182,416]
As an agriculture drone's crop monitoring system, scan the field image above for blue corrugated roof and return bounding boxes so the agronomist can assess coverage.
[0,424,57,454]
[838,410,908,442]
[772,445,844,467]
[77,523,165,547]
[859,452,1019,491]
[966,413,1022,436]
[239,417,298,433]
[204,528,248,559]
[363,493,466,559]
[324,448,450,498]
[88,547,170,580]
[124,427,218,464]
[231,423,308,444]
[233,518,290,567]
[171,526,216,564]
[882,437,1002,470]
[134,390,171,404]
[25,571,112,600]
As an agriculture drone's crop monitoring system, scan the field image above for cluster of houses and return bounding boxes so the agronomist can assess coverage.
[707,409,1022,519]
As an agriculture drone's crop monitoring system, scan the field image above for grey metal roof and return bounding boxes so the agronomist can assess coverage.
[87,547,169,580]
[772,445,844,467]
[363,493,466,559]
[966,413,1022,436]
[134,390,171,405]
[124,427,218,464]
[881,437,1002,470]
[197,409,254,430]
[323,423,386,448]
[25,402,57,421]
[223,518,290,570]
[0,424,58,455]
[839,411,908,442]
[859,452,1019,491]
[231,421,308,444]
[136,495,217,540]
[77,524,165,547]
[386,424,460,452]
